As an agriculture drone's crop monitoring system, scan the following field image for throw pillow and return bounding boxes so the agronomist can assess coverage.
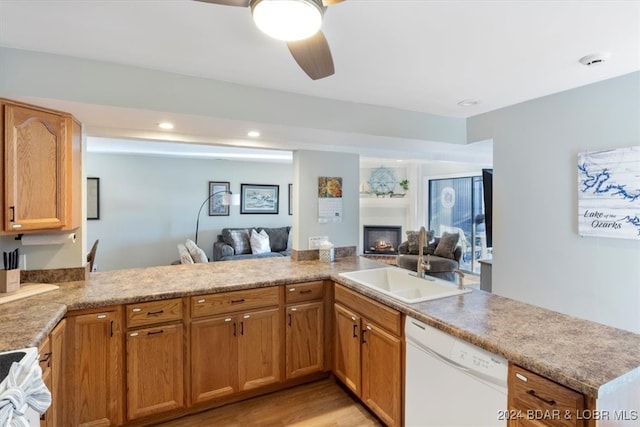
[259,227,290,252]
[250,229,271,254]
[185,239,208,263]
[406,230,435,254]
[433,231,460,259]
[223,228,252,255]
[405,231,420,254]
[177,243,194,264]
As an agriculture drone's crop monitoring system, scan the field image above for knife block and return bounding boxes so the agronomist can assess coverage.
[0,269,20,293]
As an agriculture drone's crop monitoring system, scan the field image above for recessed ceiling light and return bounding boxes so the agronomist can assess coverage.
[158,122,174,130]
[457,99,480,107]
[247,131,261,138]
[579,53,610,67]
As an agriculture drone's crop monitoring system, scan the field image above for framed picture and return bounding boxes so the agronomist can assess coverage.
[241,184,279,214]
[209,181,230,216]
[288,183,293,215]
[87,177,100,220]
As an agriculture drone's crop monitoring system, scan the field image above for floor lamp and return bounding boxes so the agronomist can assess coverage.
[194,191,240,245]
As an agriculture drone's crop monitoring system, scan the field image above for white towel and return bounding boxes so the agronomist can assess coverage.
[0,358,51,426]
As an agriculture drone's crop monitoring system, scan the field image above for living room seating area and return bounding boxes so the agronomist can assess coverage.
[396,230,462,282]
[212,226,292,261]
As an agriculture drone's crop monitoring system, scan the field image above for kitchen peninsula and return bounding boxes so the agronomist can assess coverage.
[1,256,639,426]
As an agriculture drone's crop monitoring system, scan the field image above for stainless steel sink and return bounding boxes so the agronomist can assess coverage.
[338,267,471,304]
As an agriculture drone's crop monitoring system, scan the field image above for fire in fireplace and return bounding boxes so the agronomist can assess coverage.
[363,225,402,255]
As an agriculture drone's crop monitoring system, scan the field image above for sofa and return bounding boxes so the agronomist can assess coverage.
[396,230,462,282]
[212,226,292,261]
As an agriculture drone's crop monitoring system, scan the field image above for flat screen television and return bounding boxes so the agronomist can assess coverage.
[482,168,493,248]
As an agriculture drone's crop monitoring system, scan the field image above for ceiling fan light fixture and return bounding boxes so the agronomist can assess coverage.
[251,0,323,41]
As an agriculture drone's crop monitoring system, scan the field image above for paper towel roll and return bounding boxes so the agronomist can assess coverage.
[21,233,76,246]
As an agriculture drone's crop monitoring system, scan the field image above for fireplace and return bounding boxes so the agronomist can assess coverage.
[363,225,402,255]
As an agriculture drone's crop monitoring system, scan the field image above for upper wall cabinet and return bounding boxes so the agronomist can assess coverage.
[1,98,81,233]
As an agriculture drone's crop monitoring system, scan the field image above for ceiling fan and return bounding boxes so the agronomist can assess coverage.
[195,0,344,80]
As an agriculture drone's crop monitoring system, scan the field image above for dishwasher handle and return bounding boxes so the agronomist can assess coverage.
[407,338,471,374]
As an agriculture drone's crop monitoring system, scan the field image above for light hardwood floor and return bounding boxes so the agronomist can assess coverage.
[156,379,383,427]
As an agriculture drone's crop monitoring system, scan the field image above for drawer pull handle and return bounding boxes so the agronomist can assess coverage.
[132,308,141,312]
[147,310,164,316]
[289,288,296,292]
[147,329,164,335]
[197,299,205,304]
[97,314,107,319]
[130,332,139,337]
[526,389,556,406]
[231,298,245,304]
[224,317,232,322]
[299,289,312,294]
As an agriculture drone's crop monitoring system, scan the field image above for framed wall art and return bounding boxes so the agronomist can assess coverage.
[87,177,100,220]
[578,146,640,240]
[288,183,293,215]
[241,184,279,214]
[209,181,231,216]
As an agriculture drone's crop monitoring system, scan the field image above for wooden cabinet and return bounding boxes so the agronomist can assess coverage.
[285,281,325,379]
[38,335,52,427]
[333,284,402,427]
[65,308,123,427]
[508,364,587,427]
[125,299,184,421]
[190,288,282,405]
[39,319,66,427]
[1,98,81,233]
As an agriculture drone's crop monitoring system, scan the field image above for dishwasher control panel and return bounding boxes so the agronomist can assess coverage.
[405,316,507,384]
[451,340,507,382]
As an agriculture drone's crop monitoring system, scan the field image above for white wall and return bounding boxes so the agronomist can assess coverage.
[468,72,640,333]
[293,150,359,251]
[86,153,292,271]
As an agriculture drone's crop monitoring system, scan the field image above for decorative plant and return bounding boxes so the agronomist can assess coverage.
[399,179,409,192]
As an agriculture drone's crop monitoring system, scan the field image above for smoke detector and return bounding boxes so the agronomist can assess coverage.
[579,53,610,66]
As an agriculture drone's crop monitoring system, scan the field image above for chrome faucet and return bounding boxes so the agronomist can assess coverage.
[453,269,465,290]
[416,226,430,278]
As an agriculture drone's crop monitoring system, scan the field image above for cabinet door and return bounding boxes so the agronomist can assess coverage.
[238,307,281,391]
[190,315,239,404]
[38,336,52,427]
[67,310,123,427]
[361,319,402,427]
[286,301,324,379]
[126,323,184,420]
[3,103,68,231]
[333,303,361,395]
[49,319,66,427]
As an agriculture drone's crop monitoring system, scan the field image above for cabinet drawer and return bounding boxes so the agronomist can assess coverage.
[191,287,280,318]
[509,364,584,427]
[127,298,183,328]
[334,284,401,336]
[285,281,324,303]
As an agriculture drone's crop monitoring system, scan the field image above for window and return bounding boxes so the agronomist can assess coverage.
[428,176,487,273]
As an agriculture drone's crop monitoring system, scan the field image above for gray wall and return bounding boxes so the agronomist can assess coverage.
[292,150,360,251]
[468,72,640,333]
[86,153,292,271]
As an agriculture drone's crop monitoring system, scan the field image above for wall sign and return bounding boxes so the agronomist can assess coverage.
[577,146,640,240]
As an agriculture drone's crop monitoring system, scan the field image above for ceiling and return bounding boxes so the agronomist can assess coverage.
[0,0,638,163]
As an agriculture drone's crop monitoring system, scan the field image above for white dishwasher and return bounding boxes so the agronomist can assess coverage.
[405,316,508,427]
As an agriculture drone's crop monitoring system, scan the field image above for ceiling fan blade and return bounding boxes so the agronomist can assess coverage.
[287,31,335,80]
[193,0,250,6]
[322,0,345,5]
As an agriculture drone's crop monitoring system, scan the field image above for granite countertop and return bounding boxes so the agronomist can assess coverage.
[1,256,639,400]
